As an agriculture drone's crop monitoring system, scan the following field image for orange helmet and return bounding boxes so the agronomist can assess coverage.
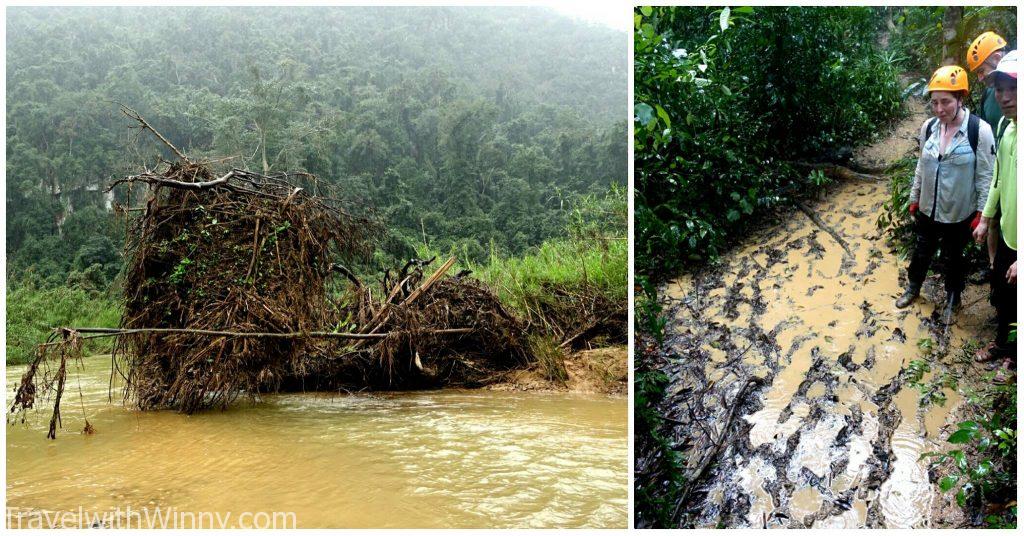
[967,32,1007,72]
[927,65,969,93]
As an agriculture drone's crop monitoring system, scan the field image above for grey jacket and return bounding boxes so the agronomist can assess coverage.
[909,109,994,223]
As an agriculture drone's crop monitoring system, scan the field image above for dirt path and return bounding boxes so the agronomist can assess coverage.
[658,105,995,528]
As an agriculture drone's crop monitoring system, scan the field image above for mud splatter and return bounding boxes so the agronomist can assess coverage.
[656,109,996,527]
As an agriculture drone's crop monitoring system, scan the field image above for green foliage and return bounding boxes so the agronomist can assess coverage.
[922,378,1017,527]
[876,157,918,257]
[635,6,906,275]
[6,6,626,283]
[6,282,122,364]
[633,362,685,528]
[636,277,667,345]
[632,272,684,527]
[888,7,1017,78]
[465,186,627,316]
[527,334,569,384]
[808,169,832,189]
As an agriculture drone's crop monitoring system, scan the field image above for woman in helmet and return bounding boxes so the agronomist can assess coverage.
[895,65,995,322]
[967,31,1009,131]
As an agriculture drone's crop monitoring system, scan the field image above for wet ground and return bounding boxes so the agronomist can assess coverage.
[658,110,996,528]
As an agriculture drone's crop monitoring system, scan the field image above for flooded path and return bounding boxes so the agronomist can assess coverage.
[6,355,627,528]
[659,110,993,528]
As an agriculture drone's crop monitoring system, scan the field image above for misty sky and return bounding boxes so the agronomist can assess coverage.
[547,1,629,32]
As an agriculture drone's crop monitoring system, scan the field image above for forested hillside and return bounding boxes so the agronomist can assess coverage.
[6,6,627,286]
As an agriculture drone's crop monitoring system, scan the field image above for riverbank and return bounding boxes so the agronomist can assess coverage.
[489,346,628,395]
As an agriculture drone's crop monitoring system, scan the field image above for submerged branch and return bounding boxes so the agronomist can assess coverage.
[795,200,854,256]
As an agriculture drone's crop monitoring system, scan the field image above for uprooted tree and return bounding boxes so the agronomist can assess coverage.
[10,108,540,438]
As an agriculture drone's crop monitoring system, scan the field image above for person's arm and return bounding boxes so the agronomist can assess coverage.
[982,156,1000,218]
[909,121,927,209]
[974,122,995,212]
[975,156,999,243]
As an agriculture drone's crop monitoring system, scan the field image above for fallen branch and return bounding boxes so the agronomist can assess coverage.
[111,170,234,192]
[55,326,473,340]
[330,263,363,288]
[791,161,884,182]
[795,200,853,256]
[672,376,764,524]
[353,256,458,348]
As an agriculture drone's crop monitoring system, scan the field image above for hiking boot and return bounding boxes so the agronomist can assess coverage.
[895,284,920,308]
[941,291,962,324]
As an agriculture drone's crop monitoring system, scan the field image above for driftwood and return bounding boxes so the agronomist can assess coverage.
[795,200,853,256]
[54,326,473,340]
[10,110,535,438]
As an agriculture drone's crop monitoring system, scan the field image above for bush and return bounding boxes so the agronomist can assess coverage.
[923,378,1016,527]
[635,6,906,275]
[6,282,122,364]
[888,7,1017,78]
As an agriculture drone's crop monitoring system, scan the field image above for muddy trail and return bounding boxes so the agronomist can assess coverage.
[658,107,995,528]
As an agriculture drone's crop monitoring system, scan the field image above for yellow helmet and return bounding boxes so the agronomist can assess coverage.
[927,65,969,93]
[967,32,1007,72]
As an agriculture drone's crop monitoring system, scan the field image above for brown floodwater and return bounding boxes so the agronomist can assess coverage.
[662,177,991,528]
[6,355,627,528]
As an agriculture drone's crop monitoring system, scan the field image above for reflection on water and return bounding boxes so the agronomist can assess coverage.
[6,355,627,528]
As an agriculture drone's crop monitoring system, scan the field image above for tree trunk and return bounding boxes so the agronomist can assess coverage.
[942,7,963,66]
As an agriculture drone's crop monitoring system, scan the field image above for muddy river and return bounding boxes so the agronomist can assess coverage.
[6,355,627,528]
[661,178,991,528]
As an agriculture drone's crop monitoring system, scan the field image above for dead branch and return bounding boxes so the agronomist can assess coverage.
[120,104,191,164]
[56,326,473,340]
[109,170,234,192]
[795,200,853,256]
[672,376,764,523]
[791,161,884,182]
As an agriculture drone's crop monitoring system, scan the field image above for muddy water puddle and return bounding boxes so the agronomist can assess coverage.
[6,355,627,528]
[662,181,992,528]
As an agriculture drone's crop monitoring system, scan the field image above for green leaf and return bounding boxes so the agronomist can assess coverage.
[721,85,732,96]
[719,7,730,31]
[947,429,975,444]
[939,475,958,492]
[727,209,740,222]
[635,103,655,126]
[640,6,652,17]
[655,104,671,129]
[952,450,968,470]
[958,421,980,432]
[971,460,993,478]
[733,6,754,14]
[956,489,966,507]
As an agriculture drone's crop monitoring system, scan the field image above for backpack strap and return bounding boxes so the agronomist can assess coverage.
[996,116,1010,147]
[967,113,980,154]
[924,117,938,143]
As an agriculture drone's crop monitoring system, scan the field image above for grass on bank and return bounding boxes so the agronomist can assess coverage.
[6,284,122,365]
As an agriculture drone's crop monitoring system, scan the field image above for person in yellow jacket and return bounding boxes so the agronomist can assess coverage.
[973,50,1017,365]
